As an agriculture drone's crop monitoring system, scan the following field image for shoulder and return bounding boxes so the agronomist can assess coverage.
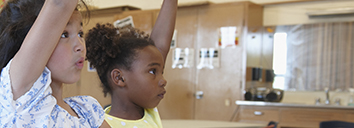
[65,96,105,127]
[145,108,161,120]
[146,108,161,121]
[145,108,163,127]
[146,108,160,114]
[65,95,103,113]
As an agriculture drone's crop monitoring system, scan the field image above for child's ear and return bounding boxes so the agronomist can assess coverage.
[110,69,125,87]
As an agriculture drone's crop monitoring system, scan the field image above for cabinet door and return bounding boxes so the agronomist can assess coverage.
[160,3,247,120]
[194,3,246,121]
[157,7,198,120]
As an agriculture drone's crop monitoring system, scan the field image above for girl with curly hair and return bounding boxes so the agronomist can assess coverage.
[85,0,177,127]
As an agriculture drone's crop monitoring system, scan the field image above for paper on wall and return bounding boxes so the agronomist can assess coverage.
[218,26,238,48]
[197,48,220,69]
[114,16,135,28]
[172,48,194,69]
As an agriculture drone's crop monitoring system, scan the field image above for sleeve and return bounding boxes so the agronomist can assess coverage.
[147,108,163,128]
[0,59,56,126]
[65,96,105,128]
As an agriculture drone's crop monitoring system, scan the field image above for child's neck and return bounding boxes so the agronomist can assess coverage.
[109,95,145,120]
[50,81,64,101]
[50,81,79,118]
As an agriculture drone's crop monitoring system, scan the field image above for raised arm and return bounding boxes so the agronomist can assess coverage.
[150,0,178,62]
[10,0,78,100]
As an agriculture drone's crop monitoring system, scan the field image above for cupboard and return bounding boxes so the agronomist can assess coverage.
[157,2,263,121]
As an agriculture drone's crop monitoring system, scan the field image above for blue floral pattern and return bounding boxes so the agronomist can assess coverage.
[0,60,104,127]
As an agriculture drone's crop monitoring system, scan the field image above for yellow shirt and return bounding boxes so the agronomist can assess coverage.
[104,106,163,128]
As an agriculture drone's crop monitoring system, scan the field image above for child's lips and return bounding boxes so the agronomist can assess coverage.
[158,91,166,99]
[76,57,84,69]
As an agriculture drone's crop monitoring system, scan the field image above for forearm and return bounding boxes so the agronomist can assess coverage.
[150,0,178,61]
[10,0,78,100]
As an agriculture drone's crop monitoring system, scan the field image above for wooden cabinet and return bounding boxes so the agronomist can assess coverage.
[237,105,354,128]
[157,2,263,121]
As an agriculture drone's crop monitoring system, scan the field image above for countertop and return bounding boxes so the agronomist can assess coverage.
[236,100,354,109]
[161,119,266,128]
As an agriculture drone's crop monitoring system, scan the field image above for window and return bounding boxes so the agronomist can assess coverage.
[272,32,287,90]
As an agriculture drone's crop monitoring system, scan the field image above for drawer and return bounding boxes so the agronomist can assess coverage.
[239,107,279,123]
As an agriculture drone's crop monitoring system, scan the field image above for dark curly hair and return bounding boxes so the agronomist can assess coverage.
[0,0,89,73]
[85,23,155,97]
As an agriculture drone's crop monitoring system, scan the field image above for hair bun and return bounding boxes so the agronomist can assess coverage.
[85,23,120,70]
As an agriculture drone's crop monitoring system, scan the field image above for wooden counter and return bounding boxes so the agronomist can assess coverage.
[235,101,354,128]
[162,119,266,128]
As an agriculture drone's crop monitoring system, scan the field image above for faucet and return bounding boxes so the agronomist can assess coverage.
[325,87,330,105]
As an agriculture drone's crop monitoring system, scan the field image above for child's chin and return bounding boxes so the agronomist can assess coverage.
[65,78,80,84]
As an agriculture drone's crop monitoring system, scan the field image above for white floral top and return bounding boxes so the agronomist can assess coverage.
[0,60,105,128]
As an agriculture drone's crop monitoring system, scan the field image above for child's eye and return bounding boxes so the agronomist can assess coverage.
[78,31,84,38]
[61,32,69,38]
[149,69,156,75]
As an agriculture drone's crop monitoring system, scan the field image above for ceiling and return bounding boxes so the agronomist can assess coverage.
[89,0,321,10]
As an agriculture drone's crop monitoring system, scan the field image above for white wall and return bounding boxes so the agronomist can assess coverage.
[264,0,354,26]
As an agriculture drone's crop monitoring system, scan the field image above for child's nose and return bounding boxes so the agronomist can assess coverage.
[159,77,167,87]
[74,37,85,52]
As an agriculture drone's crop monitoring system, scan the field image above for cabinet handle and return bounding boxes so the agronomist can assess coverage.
[254,111,263,116]
[194,91,204,99]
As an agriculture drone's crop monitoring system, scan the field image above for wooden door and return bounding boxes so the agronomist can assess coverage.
[193,3,246,121]
[159,2,254,121]
[157,6,198,120]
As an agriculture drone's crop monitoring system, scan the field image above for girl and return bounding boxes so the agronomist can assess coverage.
[0,0,106,127]
[85,1,177,127]
[86,23,167,128]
